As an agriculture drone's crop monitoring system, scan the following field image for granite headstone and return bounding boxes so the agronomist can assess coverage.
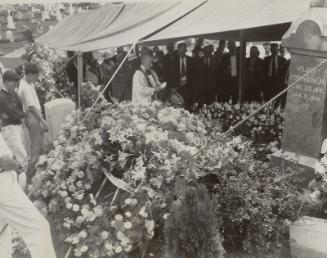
[272,3,327,172]
[44,98,75,143]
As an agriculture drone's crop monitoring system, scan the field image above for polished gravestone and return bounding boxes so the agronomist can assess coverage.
[272,2,327,174]
[44,98,75,143]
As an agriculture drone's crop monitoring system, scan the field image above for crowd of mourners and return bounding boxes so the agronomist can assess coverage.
[66,39,291,109]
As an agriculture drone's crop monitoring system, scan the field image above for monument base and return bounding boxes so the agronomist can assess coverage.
[290,216,327,258]
[271,150,317,188]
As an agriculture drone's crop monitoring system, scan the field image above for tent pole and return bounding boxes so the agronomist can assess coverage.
[238,30,246,105]
[77,51,83,112]
[135,44,140,57]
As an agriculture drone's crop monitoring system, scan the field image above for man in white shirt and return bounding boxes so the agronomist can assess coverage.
[132,54,165,104]
[0,133,56,258]
[18,63,48,166]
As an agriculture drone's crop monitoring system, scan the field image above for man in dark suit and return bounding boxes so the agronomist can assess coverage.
[218,41,239,103]
[245,46,264,102]
[162,42,176,81]
[213,40,226,65]
[263,43,287,102]
[213,40,226,102]
[166,42,194,109]
[202,46,217,104]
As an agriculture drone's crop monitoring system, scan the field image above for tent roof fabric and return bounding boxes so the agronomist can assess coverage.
[36,1,205,52]
[143,0,311,44]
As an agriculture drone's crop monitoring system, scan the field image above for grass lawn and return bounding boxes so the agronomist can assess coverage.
[0,41,25,55]
[0,41,25,69]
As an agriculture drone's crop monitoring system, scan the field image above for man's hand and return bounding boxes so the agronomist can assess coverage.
[180,76,187,87]
[171,88,178,94]
[154,83,166,93]
[0,155,20,171]
[41,120,49,133]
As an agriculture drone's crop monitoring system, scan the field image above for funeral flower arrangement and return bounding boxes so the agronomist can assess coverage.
[199,102,283,161]
[28,101,226,258]
[22,43,75,103]
[201,102,283,145]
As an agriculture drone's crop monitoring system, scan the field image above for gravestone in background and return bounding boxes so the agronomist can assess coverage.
[44,98,75,143]
[272,3,327,258]
[272,2,327,174]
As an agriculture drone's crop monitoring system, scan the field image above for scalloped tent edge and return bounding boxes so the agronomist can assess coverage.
[36,1,207,52]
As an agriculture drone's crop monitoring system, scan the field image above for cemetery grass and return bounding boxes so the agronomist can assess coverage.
[0,41,25,55]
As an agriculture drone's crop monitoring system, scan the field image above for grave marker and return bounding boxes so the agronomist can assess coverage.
[44,98,75,143]
[272,2,327,175]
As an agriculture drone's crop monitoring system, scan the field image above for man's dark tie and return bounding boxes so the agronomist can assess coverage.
[206,58,210,70]
[272,57,276,77]
[180,59,186,78]
[145,70,152,75]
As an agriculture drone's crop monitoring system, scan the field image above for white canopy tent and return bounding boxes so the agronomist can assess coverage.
[142,0,310,44]
[35,0,311,105]
[36,1,206,51]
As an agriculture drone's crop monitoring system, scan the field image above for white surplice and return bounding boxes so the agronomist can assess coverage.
[132,66,161,104]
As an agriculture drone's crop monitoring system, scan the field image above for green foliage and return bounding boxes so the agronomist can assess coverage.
[164,183,224,258]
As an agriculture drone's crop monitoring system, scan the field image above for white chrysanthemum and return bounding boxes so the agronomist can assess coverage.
[124,211,132,218]
[114,214,123,222]
[124,244,133,252]
[124,198,132,205]
[72,204,80,212]
[78,231,87,239]
[104,242,113,250]
[124,221,132,229]
[76,181,83,188]
[101,231,109,240]
[116,231,125,241]
[60,191,68,198]
[115,246,123,254]
[80,245,88,253]
[86,211,96,222]
[75,216,85,225]
[139,206,148,218]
